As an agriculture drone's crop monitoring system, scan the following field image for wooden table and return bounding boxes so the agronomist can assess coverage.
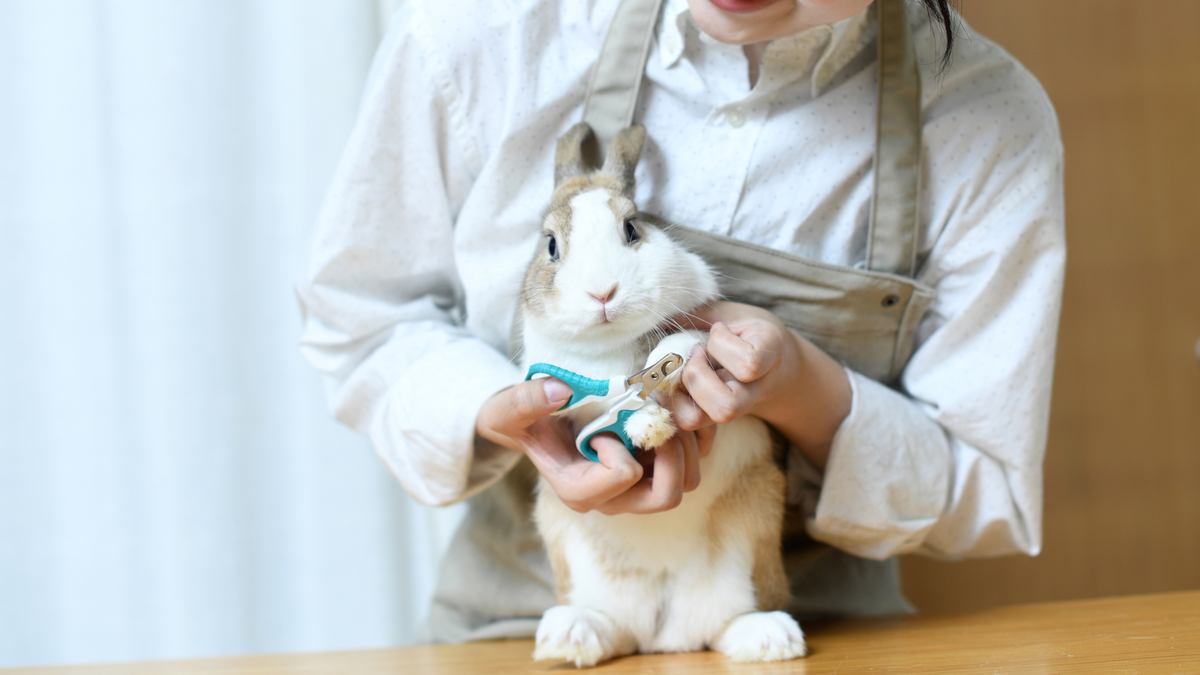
[9,591,1199,674]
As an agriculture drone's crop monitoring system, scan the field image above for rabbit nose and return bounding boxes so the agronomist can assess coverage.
[588,284,618,305]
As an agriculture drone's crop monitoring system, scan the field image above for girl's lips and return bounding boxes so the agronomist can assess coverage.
[706,0,783,14]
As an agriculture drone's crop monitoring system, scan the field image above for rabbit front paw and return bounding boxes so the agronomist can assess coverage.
[623,401,676,449]
[533,605,633,668]
[712,611,807,663]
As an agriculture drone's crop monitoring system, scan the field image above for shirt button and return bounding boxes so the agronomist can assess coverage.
[662,31,681,56]
[726,108,746,128]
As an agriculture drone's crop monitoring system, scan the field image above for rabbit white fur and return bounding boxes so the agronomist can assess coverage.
[519,123,804,667]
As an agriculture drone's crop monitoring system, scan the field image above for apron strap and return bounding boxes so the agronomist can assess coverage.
[582,0,922,279]
[582,0,667,156]
[866,0,922,277]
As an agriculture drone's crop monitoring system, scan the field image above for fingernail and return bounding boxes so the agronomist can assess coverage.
[542,378,572,404]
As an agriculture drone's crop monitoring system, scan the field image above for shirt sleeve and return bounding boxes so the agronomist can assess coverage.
[803,96,1066,560]
[296,6,522,507]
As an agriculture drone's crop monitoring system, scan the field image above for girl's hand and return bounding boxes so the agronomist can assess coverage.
[665,301,852,471]
[476,378,715,514]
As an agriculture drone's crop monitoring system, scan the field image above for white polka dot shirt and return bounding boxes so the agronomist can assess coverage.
[297,0,1065,561]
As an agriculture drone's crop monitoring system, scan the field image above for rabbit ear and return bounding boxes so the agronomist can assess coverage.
[555,122,596,187]
[601,125,646,198]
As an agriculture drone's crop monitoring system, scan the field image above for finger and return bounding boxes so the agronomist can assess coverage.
[484,377,573,436]
[599,440,685,515]
[595,480,651,516]
[587,433,645,494]
[591,434,641,475]
[683,346,761,424]
[660,386,712,431]
[695,423,717,459]
[680,430,701,492]
[645,437,685,510]
[706,321,779,384]
[534,433,643,513]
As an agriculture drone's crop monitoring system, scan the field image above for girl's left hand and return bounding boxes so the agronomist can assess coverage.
[663,301,852,471]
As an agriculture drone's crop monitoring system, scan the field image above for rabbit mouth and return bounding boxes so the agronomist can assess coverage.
[586,311,619,331]
[578,307,640,335]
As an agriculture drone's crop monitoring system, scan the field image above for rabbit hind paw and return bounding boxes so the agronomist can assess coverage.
[712,611,807,663]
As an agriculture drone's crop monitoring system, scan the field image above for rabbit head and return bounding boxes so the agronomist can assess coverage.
[520,123,718,355]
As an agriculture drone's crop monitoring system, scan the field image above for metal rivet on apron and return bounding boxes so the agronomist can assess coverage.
[882,294,901,308]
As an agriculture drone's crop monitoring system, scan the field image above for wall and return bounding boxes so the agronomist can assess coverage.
[901,0,1200,612]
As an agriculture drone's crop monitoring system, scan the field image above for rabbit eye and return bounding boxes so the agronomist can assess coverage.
[624,219,640,244]
[547,235,559,260]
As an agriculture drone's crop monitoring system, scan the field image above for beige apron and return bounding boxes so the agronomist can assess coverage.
[419,0,933,643]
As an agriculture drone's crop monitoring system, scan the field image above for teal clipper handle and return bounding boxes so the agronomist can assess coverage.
[525,363,614,411]
[525,362,641,462]
[578,410,637,462]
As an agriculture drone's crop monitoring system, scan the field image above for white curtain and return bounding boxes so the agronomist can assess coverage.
[0,0,464,667]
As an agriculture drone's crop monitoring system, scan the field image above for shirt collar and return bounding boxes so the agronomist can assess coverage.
[807,6,872,96]
[658,0,873,98]
[658,0,692,68]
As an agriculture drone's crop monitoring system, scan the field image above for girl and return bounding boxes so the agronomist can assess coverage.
[298,0,1063,643]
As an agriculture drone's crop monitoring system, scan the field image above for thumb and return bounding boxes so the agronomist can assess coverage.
[507,377,573,424]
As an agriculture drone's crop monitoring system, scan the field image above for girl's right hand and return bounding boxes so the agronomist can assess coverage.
[475,377,712,515]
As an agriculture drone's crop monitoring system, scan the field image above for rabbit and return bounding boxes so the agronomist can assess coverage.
[518,122,806,667]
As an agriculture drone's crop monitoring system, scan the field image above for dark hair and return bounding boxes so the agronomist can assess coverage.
[917,0,957,69]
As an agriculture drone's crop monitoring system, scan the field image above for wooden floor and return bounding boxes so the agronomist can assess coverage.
[9,591,1198,674]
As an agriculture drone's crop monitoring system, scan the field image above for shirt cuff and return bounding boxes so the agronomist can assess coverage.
[370,334,523,506]
[803,367,952,559]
